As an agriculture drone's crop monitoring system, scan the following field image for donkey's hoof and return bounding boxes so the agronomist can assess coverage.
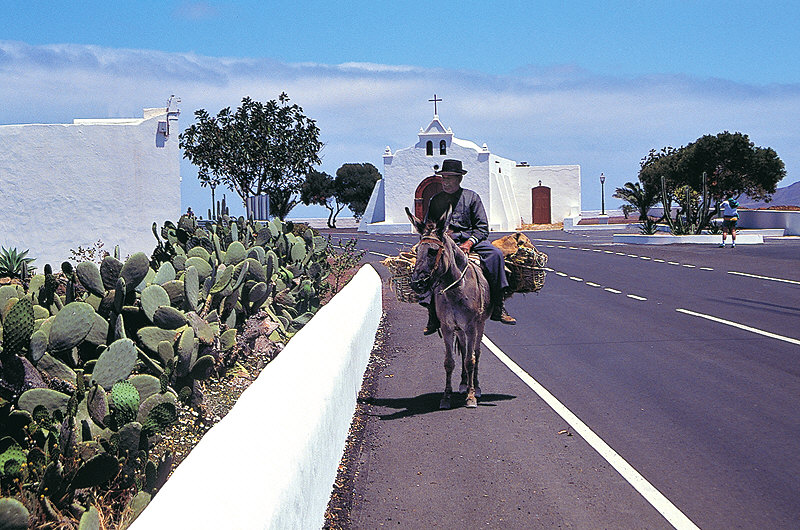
[439,397,451,410]
[465,396,478,408]
[459,383,468,394]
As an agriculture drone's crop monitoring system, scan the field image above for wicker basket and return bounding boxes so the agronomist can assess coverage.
[381,253,420,303]
[506,246,548,293]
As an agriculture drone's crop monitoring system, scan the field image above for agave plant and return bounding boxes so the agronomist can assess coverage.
[0,246,36,278]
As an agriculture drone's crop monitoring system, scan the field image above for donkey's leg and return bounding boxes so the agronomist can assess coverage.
[440,328,457,410]
[463,331,478,408]
[473,339,482,399]
[458,328,469,394]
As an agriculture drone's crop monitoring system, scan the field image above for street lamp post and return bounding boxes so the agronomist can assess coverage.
[600,173,606,216]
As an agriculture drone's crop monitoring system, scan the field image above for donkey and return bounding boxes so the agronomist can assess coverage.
[405,206,492,409]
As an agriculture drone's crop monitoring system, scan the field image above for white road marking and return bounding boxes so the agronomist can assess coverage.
[627,294,648,301]
[627,254,639,258]
[616,252,627,256]
[639,256,651,260]
[369,251,392,258]
[585,282,602,287]
[668,261,680,266]
[482,336,701,530]
[727,271,800,286]
[555,271,568,277]
[682,264,696,268]
[605,288,622,294]
[558,245,567,248]
[592,249,603,252]
[653,259,665,263]
[700,267,714,271]
[676,308,800,346]
[570,276,584,282]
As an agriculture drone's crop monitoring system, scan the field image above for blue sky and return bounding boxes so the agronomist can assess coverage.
[2,1,799,218]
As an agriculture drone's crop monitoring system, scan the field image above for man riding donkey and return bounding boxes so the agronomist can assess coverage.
[418,159,516,335]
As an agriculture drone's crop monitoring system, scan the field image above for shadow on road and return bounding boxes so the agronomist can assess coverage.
[362,392,517,420]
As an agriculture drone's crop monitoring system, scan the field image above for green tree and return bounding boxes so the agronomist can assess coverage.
[612,181,660,220]
[334,163,381,220]
[179,93,323,220]
[300,170,345,228]
[639,132,785,231]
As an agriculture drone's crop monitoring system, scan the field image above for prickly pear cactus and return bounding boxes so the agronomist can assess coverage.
[111,380,140,426]
[2,297,34,358]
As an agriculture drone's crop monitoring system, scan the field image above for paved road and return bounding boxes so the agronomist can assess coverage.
[327,228,800,529]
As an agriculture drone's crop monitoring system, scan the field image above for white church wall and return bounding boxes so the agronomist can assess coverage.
[0,108,180,267]
[382,139,489,227]
[513,165,581,224]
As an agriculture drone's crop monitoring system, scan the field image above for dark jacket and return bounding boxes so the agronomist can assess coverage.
[425,188,489,245]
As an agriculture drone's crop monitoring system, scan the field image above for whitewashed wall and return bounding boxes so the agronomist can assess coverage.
[512,165,582,224]
[0,108,180,267]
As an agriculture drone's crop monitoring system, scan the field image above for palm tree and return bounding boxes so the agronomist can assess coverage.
[613,181,660,220]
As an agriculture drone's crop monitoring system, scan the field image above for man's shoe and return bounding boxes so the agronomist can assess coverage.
[423,309,440,335]
[423,322,440,335]
[490,306,516,325]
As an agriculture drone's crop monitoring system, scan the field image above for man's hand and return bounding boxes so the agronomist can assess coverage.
[459,240,474,253]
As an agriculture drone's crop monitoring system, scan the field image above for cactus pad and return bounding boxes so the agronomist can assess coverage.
[0,497,29,530]
[153,261,176,285]
[71,452,120,490]
[18,388,71,416]
[141,284,171,322]
[152,306,187,330]
[76,261,106,297]
[111,380,140,425]
[2,297,34,357]
[91,338,137,390]
[138,326,178,354]
[120,252,151,294]
[48,301,96,353]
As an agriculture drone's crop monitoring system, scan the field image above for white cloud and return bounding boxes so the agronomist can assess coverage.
[1,40,798,216]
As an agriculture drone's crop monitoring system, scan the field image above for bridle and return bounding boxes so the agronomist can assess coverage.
[418,235,470,294]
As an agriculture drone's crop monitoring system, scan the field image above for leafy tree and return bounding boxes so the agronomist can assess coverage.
[300,170,345,228]
[612,181,660,220]
[299,163,382,228]
[334,163,382,220]
[179,93,322,220]
[638,132,785,231]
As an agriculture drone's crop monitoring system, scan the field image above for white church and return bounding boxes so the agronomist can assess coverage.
[359,99,581,233]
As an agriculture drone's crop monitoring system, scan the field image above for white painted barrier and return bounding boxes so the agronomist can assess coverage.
[613,233,764,245]
[131,264,382,529]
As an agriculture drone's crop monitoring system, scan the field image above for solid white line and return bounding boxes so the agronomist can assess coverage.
[627,294,648,301]
[676,308,800,346]
[482,336,700,530]
[605,288,622,294]
[727,271,800,286]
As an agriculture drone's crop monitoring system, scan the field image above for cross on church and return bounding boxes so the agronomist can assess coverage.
[429,94,442,115]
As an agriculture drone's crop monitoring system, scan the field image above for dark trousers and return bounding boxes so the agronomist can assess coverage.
[419,240,508,306]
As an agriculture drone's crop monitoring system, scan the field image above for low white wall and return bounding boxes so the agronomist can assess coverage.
[131,265,382,529]
[738,209,800,235]
[613,233,764,245]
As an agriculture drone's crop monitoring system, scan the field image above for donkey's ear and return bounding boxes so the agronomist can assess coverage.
[405,207,425,234]
[435,205,452,238]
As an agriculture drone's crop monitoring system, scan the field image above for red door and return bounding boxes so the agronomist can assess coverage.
[414,176,443,220]
[531,186,551,224]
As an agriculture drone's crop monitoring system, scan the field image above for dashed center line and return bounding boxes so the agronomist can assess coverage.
[605,288,622,294]
[653,259,665,263]
[639,256,651,260]
[585,282,602,287]
[570,276,584,282]
[700,267,714,271]
[682,264,696,268]
[627,294,648,301]
[668,261,680,266]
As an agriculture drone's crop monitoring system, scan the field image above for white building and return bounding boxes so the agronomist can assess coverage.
[360,113,581,233]
[0,103,181,267]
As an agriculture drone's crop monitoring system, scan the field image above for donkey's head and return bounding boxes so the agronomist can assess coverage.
[405,206,452,293]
